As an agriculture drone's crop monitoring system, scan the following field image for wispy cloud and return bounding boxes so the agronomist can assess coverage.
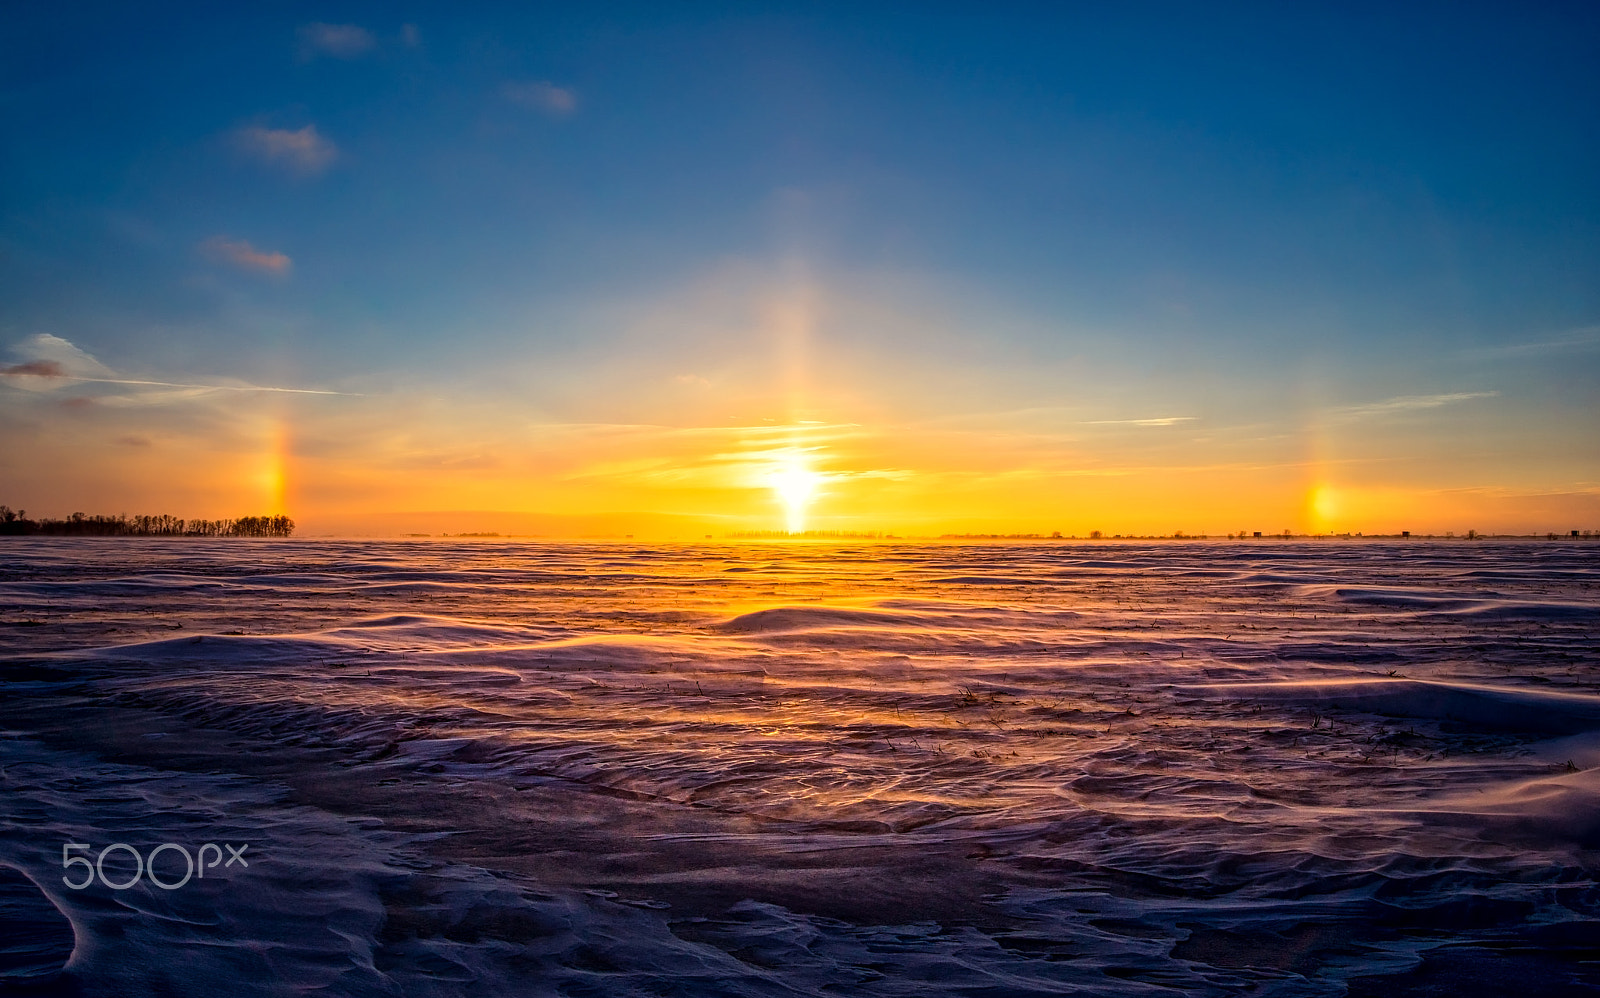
[0,334,359,398]
[201,236,291,275]
[1334,391,1498,419]
[1086,416,1197,427]
[503,80,577,115]
[298,22,376,60]
[1461,325,1600,361]
[234,125,338,176]
[4,333,114,380]
[56,377,358,396]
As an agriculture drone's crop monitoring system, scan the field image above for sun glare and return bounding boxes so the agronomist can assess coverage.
[770,458,821,534]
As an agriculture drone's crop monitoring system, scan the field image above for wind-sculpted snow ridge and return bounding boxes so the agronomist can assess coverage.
[1,538,1597,996]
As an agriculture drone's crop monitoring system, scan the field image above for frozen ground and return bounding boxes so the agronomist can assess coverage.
[1,539,1596,995]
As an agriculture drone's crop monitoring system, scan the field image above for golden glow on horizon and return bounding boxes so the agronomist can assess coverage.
[2,276,1594,536]
[8,395,1593,536]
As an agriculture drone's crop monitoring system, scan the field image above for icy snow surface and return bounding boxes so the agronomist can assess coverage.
[1,539,1597,995]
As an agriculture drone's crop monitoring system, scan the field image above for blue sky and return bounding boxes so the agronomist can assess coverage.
[2,3,1597,532]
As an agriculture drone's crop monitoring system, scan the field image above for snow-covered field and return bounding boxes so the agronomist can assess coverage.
[2,539,1596,995]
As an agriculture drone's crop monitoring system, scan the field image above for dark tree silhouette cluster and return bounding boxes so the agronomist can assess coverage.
[0,507,294,537]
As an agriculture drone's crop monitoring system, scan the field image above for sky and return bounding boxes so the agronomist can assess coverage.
[2,2,1597,536]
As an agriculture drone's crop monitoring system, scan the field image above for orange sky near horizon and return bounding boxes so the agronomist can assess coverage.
[3,272,1595,539]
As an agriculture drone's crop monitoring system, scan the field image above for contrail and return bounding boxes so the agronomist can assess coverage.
[5,373,361,396]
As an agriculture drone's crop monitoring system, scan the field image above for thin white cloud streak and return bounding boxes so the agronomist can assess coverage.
[859,406,1202,434]
[1460,326,1600,361]
[234,125,338,176]
[298,23,376,59]
[201,236,291,275]
[502,81,577,115]
[1,334,358,397]
[1333,391,1499,419]
[31,377,360,396]
[521,420,862,442]
[1085,416,1197,427]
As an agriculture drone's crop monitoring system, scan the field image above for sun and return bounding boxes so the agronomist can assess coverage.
[770,458,822,534]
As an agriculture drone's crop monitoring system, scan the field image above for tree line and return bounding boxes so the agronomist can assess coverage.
[0,507,294,537]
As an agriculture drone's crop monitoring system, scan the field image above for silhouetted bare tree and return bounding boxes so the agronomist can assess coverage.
[0,507,294,537]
